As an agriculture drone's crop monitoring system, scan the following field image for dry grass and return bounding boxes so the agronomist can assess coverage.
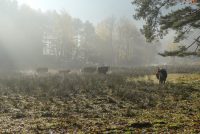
[0,69,199,133]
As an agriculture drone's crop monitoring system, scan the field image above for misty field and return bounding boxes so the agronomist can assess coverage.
[0,67,199,133]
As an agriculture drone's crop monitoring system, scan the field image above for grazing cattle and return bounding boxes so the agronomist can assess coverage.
[156,68,167,84]
[97,66,110,74]
[82,67,97,73]
[36,67,48,74]
[58,70,70,75]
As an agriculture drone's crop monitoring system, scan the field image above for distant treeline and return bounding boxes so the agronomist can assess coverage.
[0,0,159,70]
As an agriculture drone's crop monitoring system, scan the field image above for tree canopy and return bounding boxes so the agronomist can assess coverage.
[0,0,159,70]
[132,0,200,57]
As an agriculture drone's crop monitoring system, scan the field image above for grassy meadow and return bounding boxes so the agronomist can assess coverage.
[0,66,199,133]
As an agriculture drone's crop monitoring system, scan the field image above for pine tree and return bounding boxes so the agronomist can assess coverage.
[132,0,200,56]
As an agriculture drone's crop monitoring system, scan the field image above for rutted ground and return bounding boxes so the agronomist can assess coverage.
[0,73,199,133]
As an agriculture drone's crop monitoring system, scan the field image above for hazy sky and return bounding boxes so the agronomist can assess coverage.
[15,0,173,46]
[16,0,134,25]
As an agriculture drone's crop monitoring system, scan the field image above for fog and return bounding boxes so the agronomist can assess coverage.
[0,0,182,71]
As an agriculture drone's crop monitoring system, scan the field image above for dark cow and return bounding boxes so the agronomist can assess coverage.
[36,67,48,74]
[156,68,167,84]
[82,67,97,73]
[58,69,70,75]
[97,66,109,74]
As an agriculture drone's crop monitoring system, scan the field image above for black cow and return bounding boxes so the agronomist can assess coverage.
[156,68,167,84]
[58,69,70,75]
[97,66,109,74]
[36,67,48,74]
[82,67,97,73]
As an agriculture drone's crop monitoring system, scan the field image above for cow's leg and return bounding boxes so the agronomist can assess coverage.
[159,76,161,84]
